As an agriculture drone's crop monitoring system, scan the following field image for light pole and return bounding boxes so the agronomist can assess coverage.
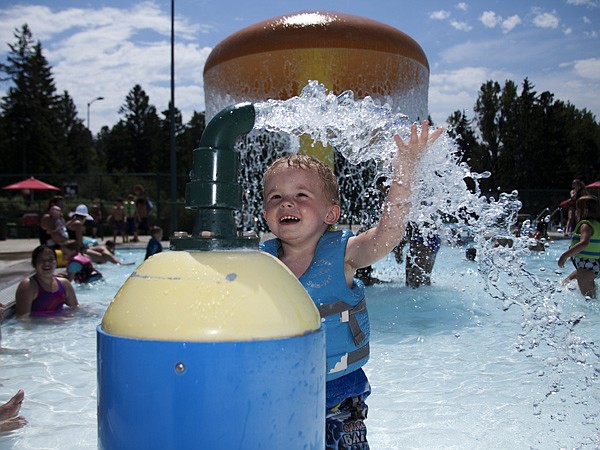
[87,96,105,130]
[169,0,178,234]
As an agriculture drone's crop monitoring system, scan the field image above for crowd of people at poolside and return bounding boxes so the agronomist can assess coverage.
[0,185,166,434]
[2,183,165,322]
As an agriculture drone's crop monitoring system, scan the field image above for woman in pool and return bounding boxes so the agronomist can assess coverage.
[15,245,79,319]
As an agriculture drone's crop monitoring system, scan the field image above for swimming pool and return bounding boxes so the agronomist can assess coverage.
[0,241,598,448]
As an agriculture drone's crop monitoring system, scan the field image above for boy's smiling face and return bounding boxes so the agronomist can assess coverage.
[263,165,340,243]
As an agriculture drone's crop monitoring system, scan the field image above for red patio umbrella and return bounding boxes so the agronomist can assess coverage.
[2,176,61,191]
[2,176,61,202]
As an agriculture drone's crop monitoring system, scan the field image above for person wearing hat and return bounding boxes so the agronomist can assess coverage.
[68,204,132,265]
[66,204,92,251]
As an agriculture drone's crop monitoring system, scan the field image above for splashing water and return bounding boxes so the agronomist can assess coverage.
[252,81,489,227]
[240,81,599,443]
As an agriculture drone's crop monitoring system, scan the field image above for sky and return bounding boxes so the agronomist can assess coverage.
[0,0,598,133]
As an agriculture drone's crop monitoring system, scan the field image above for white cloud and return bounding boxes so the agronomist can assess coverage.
[0,2,210,132]
[480,11,501,28]
[480,11,521,33]
[450,20,472,32]
[429,57,600,124]
[428,66,512,123]
[532,11,560,29]
[456,3,468,11]
[532,63,600,119]
[430,10,451,21]
[501,15,522,33]
[567,0,599,6]
[572,57,600,80]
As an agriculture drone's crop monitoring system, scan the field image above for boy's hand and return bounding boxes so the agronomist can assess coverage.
[392,120,444,180]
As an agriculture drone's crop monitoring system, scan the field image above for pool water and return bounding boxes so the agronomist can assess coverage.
[0,242,598,449]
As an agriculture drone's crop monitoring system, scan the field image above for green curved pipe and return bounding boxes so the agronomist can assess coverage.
[199,102,255,149]
[171,102,258,251]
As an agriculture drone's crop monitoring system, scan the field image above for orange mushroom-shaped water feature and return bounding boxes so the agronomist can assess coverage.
[204,11,430,166]
[204,11,430,120]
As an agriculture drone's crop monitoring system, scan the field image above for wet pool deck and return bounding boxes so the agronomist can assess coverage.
[0,237,152,319]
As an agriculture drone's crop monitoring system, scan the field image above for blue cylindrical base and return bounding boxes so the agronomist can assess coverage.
[97,327,325,449]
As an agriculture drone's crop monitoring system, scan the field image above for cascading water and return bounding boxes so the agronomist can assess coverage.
[235,81,600,444]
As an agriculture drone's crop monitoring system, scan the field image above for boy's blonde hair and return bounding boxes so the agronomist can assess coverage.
[263,154,340,205]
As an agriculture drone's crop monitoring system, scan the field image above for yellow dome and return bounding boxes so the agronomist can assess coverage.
[102,251,321,341]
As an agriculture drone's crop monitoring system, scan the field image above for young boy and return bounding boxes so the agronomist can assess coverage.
[260,121,443,448]
[145,226,163,260]
[107,198,127,243]
[124,194,137,242]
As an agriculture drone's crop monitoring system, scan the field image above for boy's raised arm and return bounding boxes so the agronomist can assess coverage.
[347,120,444,271]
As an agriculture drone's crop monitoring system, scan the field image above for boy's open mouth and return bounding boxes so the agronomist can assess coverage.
[280,215,299,223]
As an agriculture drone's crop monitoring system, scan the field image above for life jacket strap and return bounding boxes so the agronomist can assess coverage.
[327,343,370,375]
[318,299,367,346]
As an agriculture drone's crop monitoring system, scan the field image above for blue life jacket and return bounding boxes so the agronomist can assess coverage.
[261,229,370,381]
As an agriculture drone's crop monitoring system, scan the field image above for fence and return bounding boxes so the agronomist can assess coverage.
[0,172,574,239]
[0,173,194,240]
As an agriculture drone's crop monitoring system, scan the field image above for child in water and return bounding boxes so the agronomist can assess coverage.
[15,245,79,319]
[558,195,600,298]
[60,240,103,284]
[260,120,443,449]
[145,226,163,260]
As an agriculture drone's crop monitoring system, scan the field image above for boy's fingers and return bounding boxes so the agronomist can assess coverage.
[408,123,419,143]
[430,127,445,143]
[394,122,445,149]
[420,120,429,140]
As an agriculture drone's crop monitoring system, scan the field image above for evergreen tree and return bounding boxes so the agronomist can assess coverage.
[446,110,481,169]
[178,111,205,180]
[473,80,502,189]
[0,24,63,174]
[56,90,93,173]
[159,104,184,176]
[101,85,164,173]
[116,84,163,173]
[450,77,600,193]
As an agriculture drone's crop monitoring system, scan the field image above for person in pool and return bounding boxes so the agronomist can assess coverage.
[59,240,103,284]
[0,389,26,434]
[260,120,443,449]
[558,195,600,298]
[0,305,27,432]
[15,245,79,319]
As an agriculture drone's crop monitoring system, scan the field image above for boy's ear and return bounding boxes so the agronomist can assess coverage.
[262,210,267,220]
[325,205,341,225]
